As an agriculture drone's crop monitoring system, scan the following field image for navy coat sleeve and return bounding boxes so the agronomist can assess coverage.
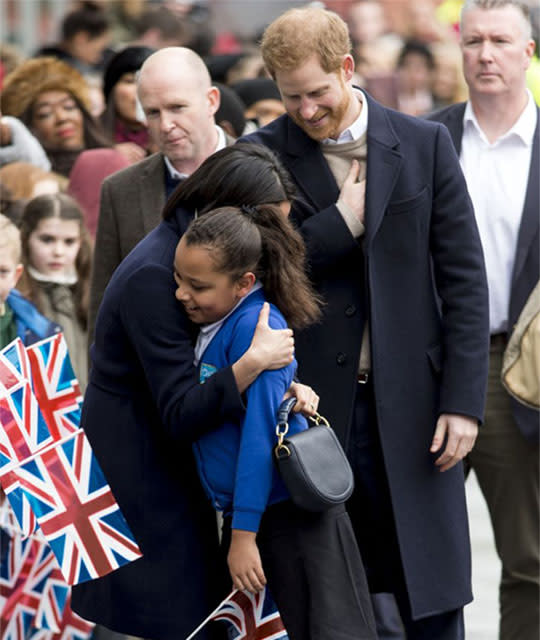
[118,262,245,442]
[428,124,489,421]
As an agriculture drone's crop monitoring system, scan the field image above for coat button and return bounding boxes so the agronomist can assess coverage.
[336,352,347,365]
[345,305,356,317]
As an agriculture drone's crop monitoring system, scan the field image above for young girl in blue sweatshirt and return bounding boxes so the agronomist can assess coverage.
[174,205,376,639]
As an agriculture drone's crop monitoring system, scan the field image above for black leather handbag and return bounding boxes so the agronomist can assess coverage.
[273,397,354,512]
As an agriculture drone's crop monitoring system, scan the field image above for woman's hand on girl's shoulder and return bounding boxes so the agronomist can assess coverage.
[250,302,294,371]
[228,529,266,594]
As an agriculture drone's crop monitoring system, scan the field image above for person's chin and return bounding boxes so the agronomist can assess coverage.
[56,140,84,151]
[295,117,334,141]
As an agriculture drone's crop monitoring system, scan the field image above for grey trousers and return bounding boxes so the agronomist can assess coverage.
[467,339,539,640]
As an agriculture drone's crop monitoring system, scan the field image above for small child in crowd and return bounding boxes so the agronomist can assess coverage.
[17,194,91,390]
[0,213,60,349]
[174,204,376,639]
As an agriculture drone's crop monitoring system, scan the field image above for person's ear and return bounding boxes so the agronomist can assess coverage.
[207,86,220,117]
[524,39,536,69]
[236,272,256,297]
[341,54,355,82]
[13,263,23,287]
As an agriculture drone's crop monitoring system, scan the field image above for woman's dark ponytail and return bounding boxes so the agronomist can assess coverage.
[246,204,322,329]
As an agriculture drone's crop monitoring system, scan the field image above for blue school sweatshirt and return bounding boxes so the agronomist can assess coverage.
[193,288,308,533]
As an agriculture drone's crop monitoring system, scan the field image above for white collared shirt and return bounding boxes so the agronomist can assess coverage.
[322,89,368,145]
[460,91,537,333]
[164,125,227,181]
[193,282,263,365]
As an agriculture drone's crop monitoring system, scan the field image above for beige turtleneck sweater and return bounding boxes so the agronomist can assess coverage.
[321,133,371,374]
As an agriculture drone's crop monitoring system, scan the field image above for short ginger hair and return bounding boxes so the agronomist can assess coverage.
[261,7,352,79]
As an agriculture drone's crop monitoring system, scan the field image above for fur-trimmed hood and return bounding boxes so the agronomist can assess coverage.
[1,57,91,120]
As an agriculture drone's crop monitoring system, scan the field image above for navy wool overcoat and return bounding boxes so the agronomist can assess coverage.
[244,93,490,619]
[71,207,237,640]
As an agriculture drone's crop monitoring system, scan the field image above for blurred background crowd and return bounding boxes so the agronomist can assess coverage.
[1,0,539,218]
[0,0,539,407]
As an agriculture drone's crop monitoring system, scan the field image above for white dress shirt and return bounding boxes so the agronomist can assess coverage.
[460,91,537,334]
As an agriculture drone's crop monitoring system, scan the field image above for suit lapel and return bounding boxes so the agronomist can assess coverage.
[284,118,340,210]
[442,103,466,155]
[512,109,539,288]
[282,94,403,247]
[363,95,402,250]
[139,154,167,236]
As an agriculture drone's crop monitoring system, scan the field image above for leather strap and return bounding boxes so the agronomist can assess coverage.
[277,397,297,425]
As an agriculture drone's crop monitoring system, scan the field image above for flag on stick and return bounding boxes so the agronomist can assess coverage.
[186,587,289,640]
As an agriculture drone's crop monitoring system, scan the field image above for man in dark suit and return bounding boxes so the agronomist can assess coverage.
[89,47,233,339]
[429,2,539,638]
[243,7,489,638]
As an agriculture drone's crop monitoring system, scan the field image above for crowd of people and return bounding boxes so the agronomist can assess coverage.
[0,1,539,639]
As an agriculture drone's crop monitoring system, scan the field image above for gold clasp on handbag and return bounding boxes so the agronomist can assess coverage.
[308,412,330,427]
[275,420,291,458]
[275,411,330,459]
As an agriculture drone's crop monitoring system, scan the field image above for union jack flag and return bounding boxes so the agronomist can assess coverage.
[0,525,93,640]
[33,566,69,633]
[207,588,288,640]
[25,336,82,440]
[0,371,51,538]
[0,532,49,639]
[0,340,53,537]
[0,380,52,472]
[0,340,30,394]
[27,594,94,640]
[14,430,142,585]
[0,471,38,540]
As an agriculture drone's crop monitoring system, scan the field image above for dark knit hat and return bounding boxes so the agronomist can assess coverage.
[214,82,246,139]
[204,53,245,84]
[230,78,282,109]
[1,57,91,119]
[102,46,155,102]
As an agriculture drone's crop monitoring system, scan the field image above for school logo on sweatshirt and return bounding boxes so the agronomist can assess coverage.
[199,363,218,384]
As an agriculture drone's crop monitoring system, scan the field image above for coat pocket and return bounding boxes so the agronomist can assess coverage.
[386,185,429,216]
[427,343,443,375]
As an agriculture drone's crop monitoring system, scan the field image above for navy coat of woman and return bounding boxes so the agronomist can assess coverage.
[71,207,238,640]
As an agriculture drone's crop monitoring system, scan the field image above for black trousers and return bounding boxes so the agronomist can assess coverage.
[222,501,377,640]
[346,381,464,640]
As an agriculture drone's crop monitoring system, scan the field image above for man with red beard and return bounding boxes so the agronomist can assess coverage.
[242,7,489,639]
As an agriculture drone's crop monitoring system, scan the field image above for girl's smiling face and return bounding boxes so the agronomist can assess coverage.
[173,236,254,324]
[27,217,81,277]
